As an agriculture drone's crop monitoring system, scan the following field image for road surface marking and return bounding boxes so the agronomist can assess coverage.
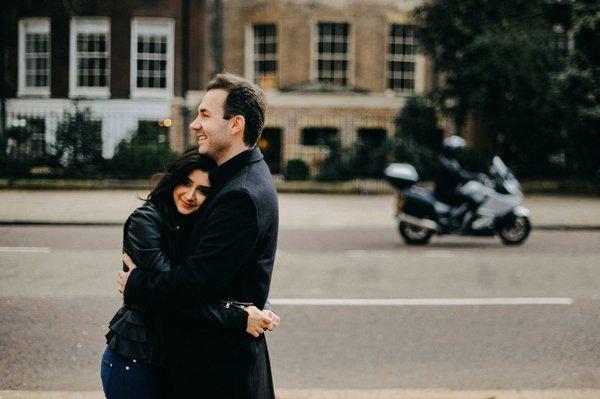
[0,247,51,253]
[269,297,573,306]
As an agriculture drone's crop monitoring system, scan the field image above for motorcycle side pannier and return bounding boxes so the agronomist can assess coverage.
[384,163,419,189]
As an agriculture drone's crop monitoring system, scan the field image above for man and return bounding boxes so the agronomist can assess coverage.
[434,135,479,226]
[118,73,279,398]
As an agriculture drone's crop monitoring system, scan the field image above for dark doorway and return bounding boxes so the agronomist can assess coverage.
[302,127,339,146]
[259,127,282,174]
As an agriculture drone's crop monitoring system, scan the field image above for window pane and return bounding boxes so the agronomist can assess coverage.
[387,24,417,91]
[136,30,169,89]
[316,22,349,86]
[23,29,50,88]
[75,30,109,88]
[253,24,278,85]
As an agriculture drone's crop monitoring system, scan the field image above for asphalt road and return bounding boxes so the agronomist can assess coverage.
[1,225,600,392]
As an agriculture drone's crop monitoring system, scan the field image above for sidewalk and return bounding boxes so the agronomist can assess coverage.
[0,190,599,229]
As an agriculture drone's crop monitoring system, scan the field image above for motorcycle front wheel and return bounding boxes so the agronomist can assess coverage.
[399,221,433,245]
[498,216,531,245]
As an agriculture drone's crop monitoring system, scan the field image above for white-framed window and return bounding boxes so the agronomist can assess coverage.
[69,18,110,98]
[249,24,278,89]
[18,18,51,97]
[313,22,351,86]
[387,24,417,92]
[130,18,175,98]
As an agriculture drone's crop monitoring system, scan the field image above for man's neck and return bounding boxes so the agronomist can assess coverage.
[215,143,251,166]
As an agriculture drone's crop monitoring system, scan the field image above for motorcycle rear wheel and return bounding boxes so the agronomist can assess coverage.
[399,221,433,245]
[498,216,531,245]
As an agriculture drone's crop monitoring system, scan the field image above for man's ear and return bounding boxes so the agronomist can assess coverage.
[230,115,246,136]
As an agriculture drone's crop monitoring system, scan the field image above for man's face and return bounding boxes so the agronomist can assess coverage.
[189,89,231,162]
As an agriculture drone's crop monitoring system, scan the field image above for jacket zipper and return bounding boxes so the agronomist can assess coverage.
[224,300,253,309]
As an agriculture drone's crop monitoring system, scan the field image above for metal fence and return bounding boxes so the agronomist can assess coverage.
[2,103,175,179]
[2,102,400,182]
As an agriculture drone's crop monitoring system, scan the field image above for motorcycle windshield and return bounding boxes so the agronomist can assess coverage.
[504,179,521,196]
[492,156,509,178]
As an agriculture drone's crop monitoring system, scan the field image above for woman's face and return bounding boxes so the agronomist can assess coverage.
[172,169,211,215]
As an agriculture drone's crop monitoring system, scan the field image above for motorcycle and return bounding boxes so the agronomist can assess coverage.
[384,156,531,246]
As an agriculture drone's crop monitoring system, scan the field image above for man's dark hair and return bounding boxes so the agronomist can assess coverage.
[206,73,267,146]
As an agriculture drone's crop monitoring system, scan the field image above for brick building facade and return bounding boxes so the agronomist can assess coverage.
[184,0,435,174]
[3,0,206,157]
[3,0,435,175]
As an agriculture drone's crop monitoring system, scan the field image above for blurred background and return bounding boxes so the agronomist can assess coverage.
[1,1,600,398]
[1,0,598,188]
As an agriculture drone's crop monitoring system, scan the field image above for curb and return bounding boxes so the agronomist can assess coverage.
[2,178,599,196]
[1,220,599,231]
[3,390,600,399]
[0,221,123,226]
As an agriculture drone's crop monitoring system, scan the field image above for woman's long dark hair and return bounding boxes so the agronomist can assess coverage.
[144,147,217,207]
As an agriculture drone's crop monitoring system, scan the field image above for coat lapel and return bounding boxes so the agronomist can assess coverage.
[185,147,264,256]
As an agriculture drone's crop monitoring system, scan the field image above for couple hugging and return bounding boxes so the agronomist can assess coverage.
[101,73,280,399]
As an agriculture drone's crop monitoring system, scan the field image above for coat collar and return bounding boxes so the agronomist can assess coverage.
[149,199,194,237]
[209,146,263,189]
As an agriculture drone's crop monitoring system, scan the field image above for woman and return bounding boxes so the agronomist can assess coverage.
[101,148,275,399]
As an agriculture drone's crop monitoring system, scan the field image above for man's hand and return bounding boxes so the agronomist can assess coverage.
[117,253,137,296]
[244,306,273,338]
[263,309,280,332]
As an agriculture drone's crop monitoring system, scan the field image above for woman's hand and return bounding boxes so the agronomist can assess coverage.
[117,254,137,297]
[244,306,272,337]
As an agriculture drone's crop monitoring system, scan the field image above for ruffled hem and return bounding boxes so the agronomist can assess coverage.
[108,307,148,342]
[105,330,153,361]
[105,306,153,362]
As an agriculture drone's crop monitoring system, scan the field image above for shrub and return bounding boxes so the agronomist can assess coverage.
[315,138,354,181]
[284,159,310,181]
[109,141,179,179]
[393,96,444,179]
[53,107,105,178]
[348,138,392,179]
[0,123,59,178]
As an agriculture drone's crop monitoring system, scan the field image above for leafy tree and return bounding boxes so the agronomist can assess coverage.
[393,96,444,178]
[53,107,104,177]
[414,0,565,177]
[558,0,600,178]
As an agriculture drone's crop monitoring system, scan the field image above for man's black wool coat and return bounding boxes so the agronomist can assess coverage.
[125,147,278,399]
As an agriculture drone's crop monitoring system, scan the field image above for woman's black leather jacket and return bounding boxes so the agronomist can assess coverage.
[105,201,248,366]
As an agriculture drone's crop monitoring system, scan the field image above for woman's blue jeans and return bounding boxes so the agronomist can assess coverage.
[100,346,163,399]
